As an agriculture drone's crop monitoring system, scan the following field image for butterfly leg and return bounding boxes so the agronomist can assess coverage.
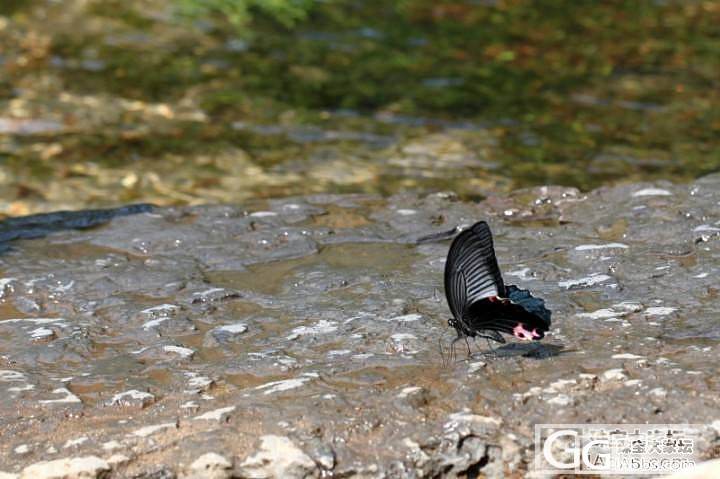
[486,337,498,358]
[448,331,470,363]
[449,334,463,363]
[464,336,472,358]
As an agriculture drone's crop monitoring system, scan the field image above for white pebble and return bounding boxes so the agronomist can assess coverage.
[600,369,627,382]
[633,188,672,197]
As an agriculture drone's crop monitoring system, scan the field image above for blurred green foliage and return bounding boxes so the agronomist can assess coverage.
[154,0,720,187]
[174,0,314,28]
[1,0,719,214]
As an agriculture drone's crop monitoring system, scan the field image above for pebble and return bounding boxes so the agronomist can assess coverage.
[40,388,81,404]
[239,435,318,479]
[20,456,109,479]
[287,320,338,340]
[181,401,200,411]
[547,394,573,406]
[600,369,628,382]
[130,422,177,438]
[186,374,214,392]
[254,373,318,395]
[0,370,26,382]
[140,304,180,316]
[574,243,628,251]
[468,361,486,373]
[611,353,644,359]
[548,379,577,391]
[29,327,56,341]
[577,308,621,320]
[396,386,422,399]
[214,323,248,335]
[445,412,502,433]
[63,437,88,449]
[108,389,155,408]
[194,406,236,422]
[558,273,612,289]
[649,387,668,398]
[645,307,677,316]
[187,453,233,479]
[383,314,422,322]
[101,441,122,451]
[633,188,672,197]
[163,345,195,359]
[106,454,130,467]
[14,444,31,455]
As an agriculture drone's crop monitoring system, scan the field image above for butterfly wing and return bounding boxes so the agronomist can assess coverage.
[464,286,551,340]
[444,221,506,331]
[505,285,552,329]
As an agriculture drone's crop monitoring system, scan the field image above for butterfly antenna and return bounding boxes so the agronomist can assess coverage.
[449,336,456,364]
[438,335,447,368]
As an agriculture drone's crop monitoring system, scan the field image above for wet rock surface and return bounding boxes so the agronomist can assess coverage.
[1,175,720,476]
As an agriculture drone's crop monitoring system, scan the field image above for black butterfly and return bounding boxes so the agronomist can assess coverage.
[444,221,551,348]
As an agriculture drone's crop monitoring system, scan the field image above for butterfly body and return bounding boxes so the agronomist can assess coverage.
[444,221,551,344]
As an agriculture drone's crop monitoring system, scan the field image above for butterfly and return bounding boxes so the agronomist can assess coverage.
[444,220,551,349]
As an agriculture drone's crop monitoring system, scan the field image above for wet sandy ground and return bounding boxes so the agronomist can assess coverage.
[1,175,720,477]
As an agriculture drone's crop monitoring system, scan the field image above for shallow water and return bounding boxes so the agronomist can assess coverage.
[1,1,720,216]
[1,175,719,475]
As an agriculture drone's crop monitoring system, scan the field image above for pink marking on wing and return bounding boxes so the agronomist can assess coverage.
[513,323,543,341]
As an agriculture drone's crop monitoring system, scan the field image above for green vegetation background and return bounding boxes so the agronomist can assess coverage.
[1,0,719,214]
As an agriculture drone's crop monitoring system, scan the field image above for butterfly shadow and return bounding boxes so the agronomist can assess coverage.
[476,341,567,360]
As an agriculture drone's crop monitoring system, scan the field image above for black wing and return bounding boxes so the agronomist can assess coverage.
[464,286,551,340]
[444,221,506,326]
[506,285,552,328]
